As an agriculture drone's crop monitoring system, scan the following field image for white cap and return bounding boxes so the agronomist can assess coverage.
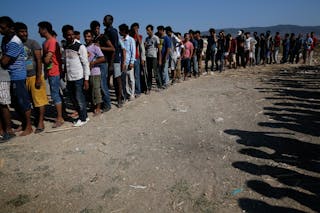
[237,30,242,36]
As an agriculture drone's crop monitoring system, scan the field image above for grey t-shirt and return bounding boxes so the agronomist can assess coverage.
[24,39,41,77]
[145,35,159,58]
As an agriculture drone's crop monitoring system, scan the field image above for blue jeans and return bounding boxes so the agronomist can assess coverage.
[192,55,198,75]
[67,79,87,122]
[160,59,169,86]
[99,63,111,108]
[48,75,62,104]
[134,59,141,95]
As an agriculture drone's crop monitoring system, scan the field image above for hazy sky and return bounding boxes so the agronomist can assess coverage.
[1,0,319,43]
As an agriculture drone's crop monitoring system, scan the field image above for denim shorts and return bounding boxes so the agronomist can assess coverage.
[10,80,31,112]
[113,63,121,78]
[48,75,62,104]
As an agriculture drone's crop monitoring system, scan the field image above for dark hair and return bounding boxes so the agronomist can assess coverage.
[146,24,153,31]
[131,22,139,29]
[74,31,80,36]
[90,20,100,30]
[195,30,200,35]
[0,16,15,28]
[119,24,129,34]
[209,28,215,33]
[52,31,57,37]
[184,33,189,38]
[188,29,194,34]
[83,29,92,36]
[104,15,113,22]
[38,21,53,35]
[14,22,27,32]
[62,24,74,36]
[157,25,164,31]
[165,26,173,33]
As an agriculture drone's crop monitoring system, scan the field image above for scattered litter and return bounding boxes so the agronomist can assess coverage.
[161,120,167,124]
[177,201,184,207]
[129,185,147,189]
[231,188,243,196]
[213,117,224,123]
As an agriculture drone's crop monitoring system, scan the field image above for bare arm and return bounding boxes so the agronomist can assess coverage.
[34,49,43,89]
[0,55,12,68]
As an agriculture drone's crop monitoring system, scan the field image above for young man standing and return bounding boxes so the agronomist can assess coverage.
[205,28,217,74]
[15,22,48,133]
[181,33,194,80]
[130,23,146,97]
[83,29,106,115]
[62,25,90,127]
[273,32,281,64]
[157,26,171,88]
[119,24,136,101]
[38,21,64,128]
[0,16,33,136]
[103,15,125,108]
[90,20,113,111]
[195,31,204,75]
[165,26,181,84]
[145,24,161,91]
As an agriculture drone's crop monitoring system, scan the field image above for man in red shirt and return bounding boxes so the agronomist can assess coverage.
[38,21,64,128]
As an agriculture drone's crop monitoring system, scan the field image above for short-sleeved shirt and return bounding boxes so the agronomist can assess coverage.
[160,35,172,59]
[182,41,194,59]
[86,43,104,76]
[1,35,26,80]
[24,39,41,77]
[105,26,121,63]
[42,37,62,77]
[145,35,159,58]
[95,33,110,59]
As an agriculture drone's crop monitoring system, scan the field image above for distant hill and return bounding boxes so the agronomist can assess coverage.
[201,25,320,37]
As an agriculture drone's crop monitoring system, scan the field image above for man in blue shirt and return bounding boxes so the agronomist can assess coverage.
[0,16,32,137]
[157,26,171,88]
[119,24,136,101]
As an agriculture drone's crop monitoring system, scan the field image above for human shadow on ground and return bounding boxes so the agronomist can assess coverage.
[224,67,320,212]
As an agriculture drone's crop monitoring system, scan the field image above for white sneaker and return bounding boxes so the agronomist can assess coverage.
[73,119,88,127]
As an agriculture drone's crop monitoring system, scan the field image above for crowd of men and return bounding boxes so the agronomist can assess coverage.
[0,15,318,142]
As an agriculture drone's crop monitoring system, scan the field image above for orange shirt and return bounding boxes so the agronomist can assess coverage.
[43,37,62,77]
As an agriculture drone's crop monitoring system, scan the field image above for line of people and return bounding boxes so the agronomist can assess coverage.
[0,14,318,142]
[204,29,318,72]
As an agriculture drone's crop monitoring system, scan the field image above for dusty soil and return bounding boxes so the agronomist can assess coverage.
[0,63,319,213]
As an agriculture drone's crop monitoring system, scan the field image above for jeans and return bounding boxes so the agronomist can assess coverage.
[48,75,62,105]
[67,79,87,122]
[134,59,141,95]
[99,63,111,108]
[205,49,217,71]
[181,58,191,75]
[160,59,169,86]
[192,55,198,75]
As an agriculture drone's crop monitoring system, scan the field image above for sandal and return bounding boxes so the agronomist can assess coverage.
[52,120,64,128]
[34,128,45,134]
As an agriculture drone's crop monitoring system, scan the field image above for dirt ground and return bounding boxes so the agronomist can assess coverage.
[0,63,319,213]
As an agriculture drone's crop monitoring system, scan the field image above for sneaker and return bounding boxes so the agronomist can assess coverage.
[128,95,135,101]
[73,119,88,127]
